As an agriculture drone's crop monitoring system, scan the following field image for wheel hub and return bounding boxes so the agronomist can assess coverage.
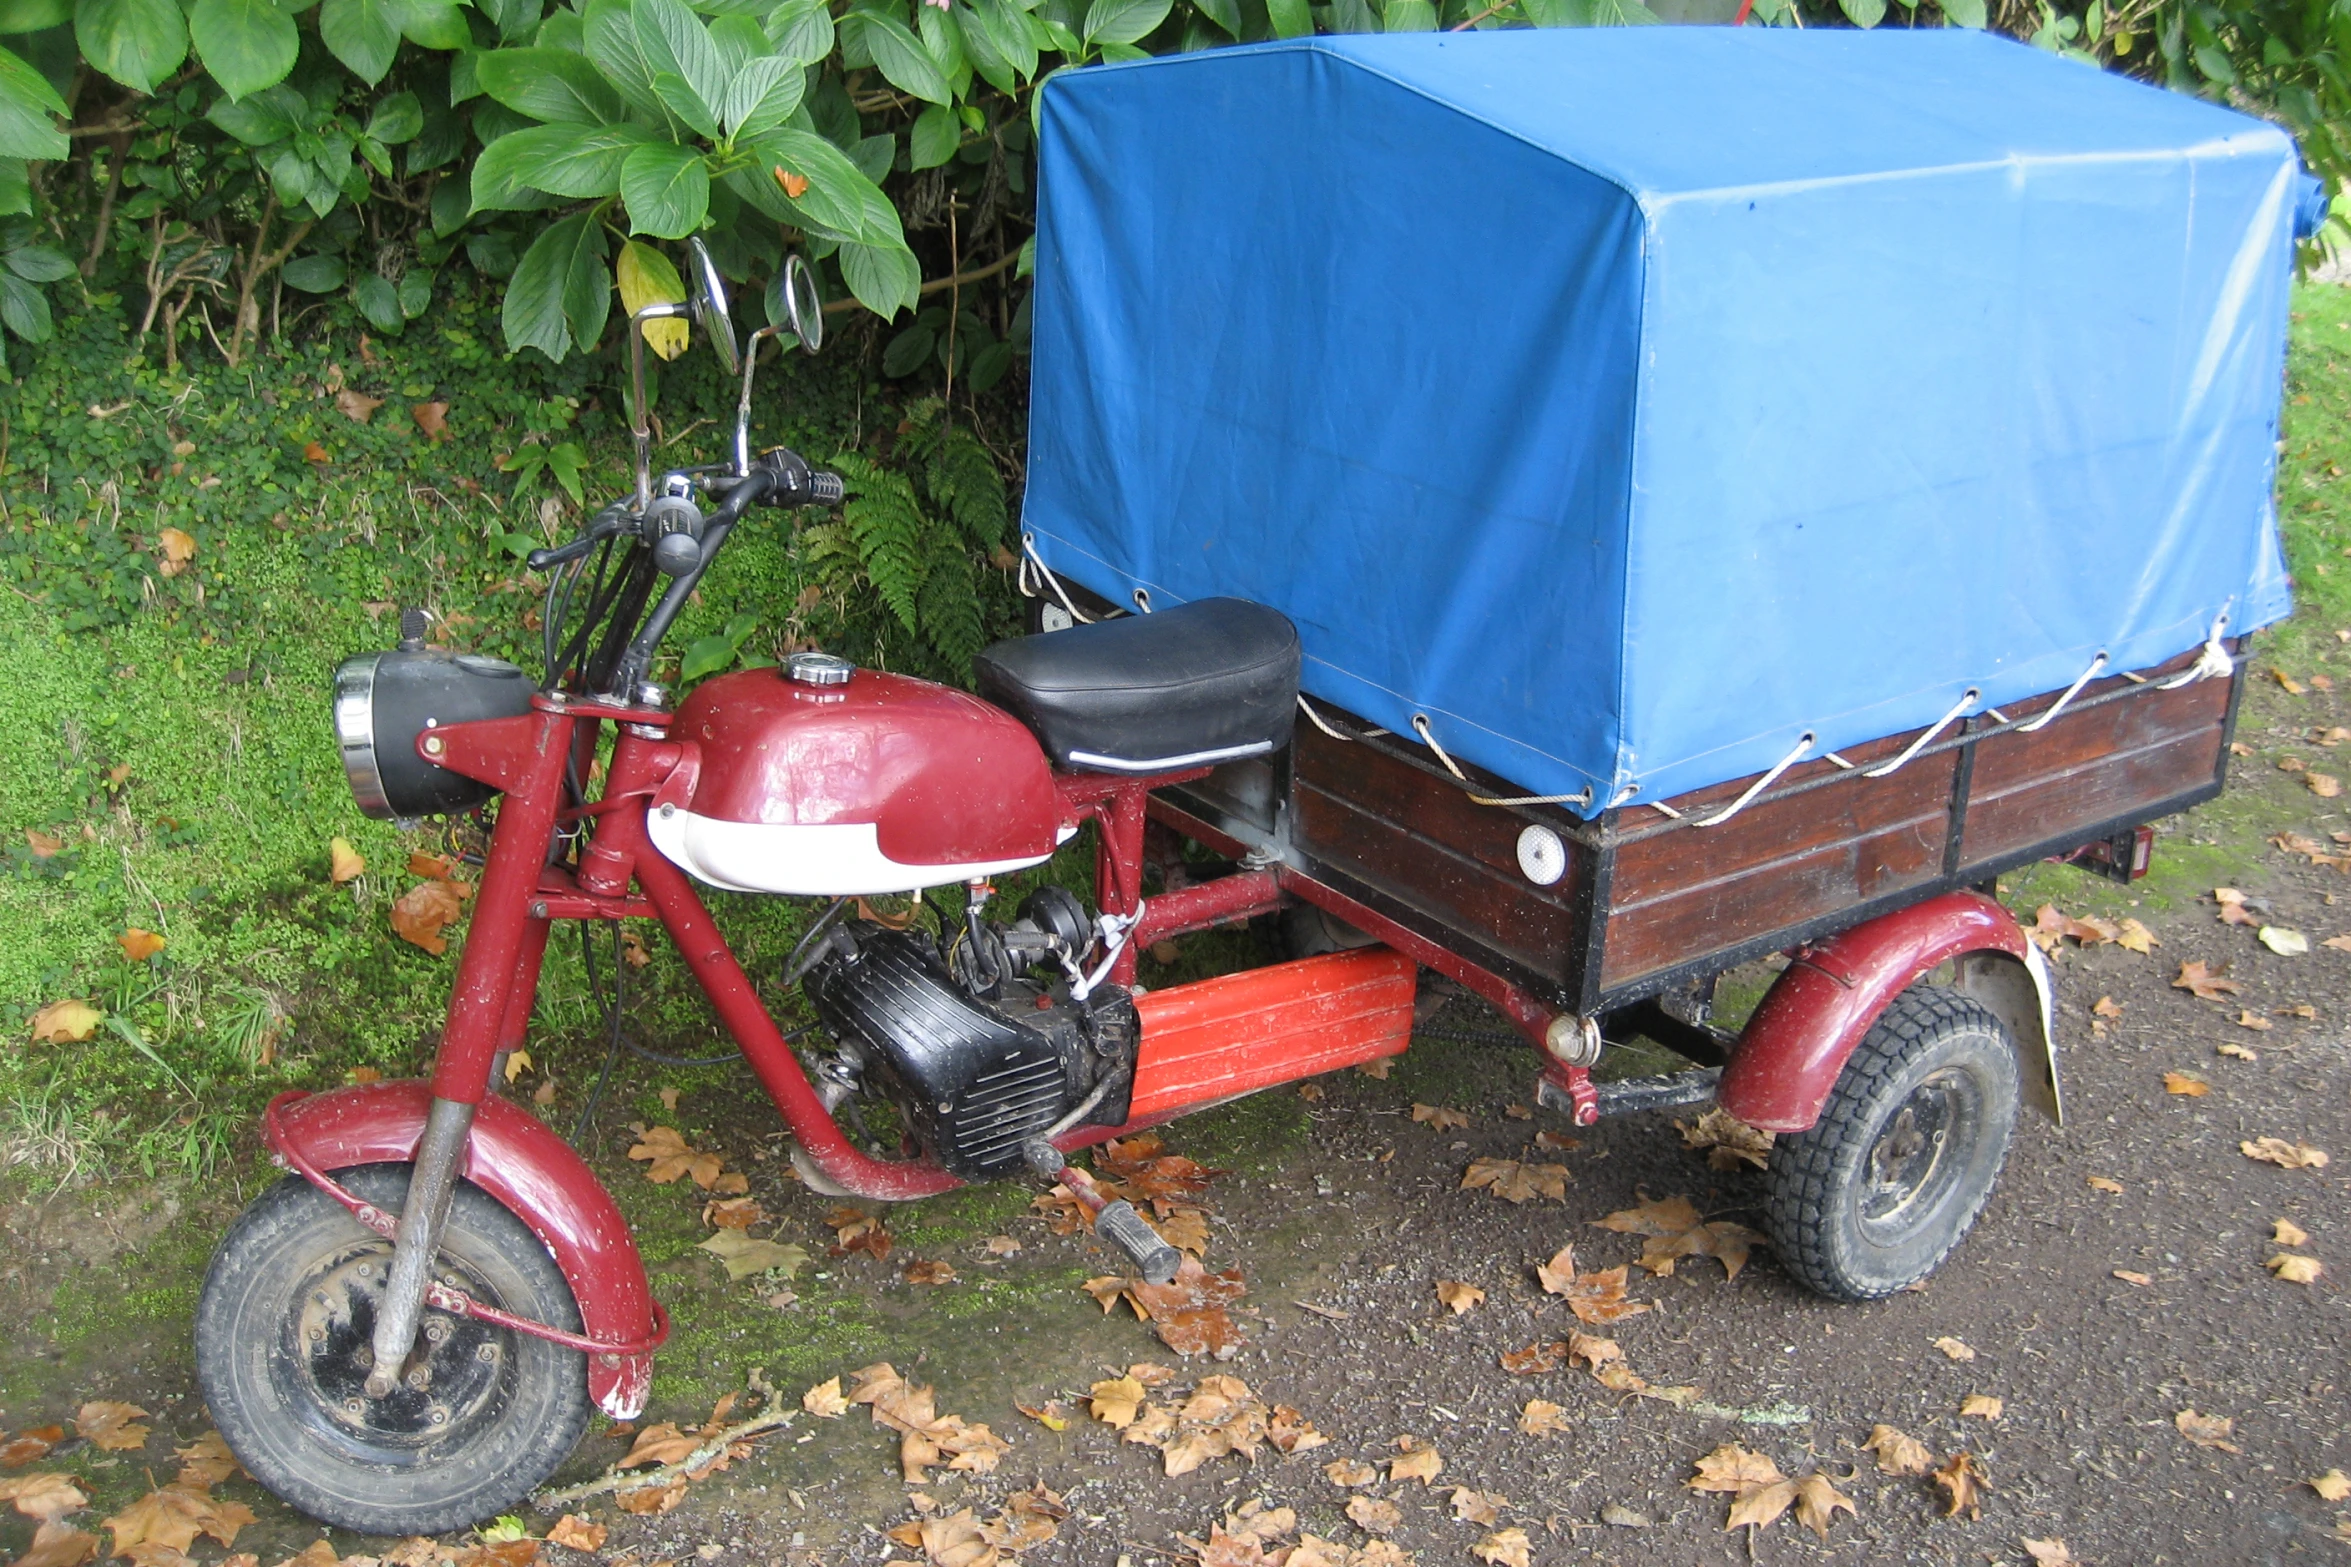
[291,1243,507,1449]
[1857,1068,1975,1243]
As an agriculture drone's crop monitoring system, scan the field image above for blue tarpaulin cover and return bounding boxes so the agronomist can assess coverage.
[1021,28,2306,813]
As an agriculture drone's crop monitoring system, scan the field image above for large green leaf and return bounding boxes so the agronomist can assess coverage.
[1083,0,1169,45]
[1941,0,1985,25]
[504,210,605,358]
[318,0,395,80]
[851,10,948,104]
[0,268,49,341]
[583,0,669,119]
[908,102,956,169]
[206,81,300,143]
[619,139,708,236]
[1837,0,1884,24]
[1188,0,1238,34]
[476,46,624,122]
[0,157,27,214]
[366,89,423,142]
[837,238,919,320]
[75,0,187,92]
[763,0,830,63]
[280,252,346,290]
[3,243,70,280]
[0,44,66,158]
[473,120,654,203]
[631,0,726,138]
[390,0,470,47]
[1264,0,1308,36]
[353,271,404,331]
[1383,0,1435,27]
[706,10,761,75]
[951,0,1013,91]
[190,0,297,98]
[720,53,799,139]
[750,126,897,244]
[0,0,69,34]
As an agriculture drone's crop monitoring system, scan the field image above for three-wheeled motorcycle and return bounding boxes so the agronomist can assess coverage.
[193,28,2324,1535]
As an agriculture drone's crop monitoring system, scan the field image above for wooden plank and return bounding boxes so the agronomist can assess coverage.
[1127,948,1416,1119]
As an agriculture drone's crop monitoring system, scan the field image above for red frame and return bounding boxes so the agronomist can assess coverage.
[269,693,2032,1403]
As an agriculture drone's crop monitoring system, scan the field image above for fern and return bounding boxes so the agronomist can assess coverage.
[918,542,988,672]
[928,425,1008,550]
[829,451,929,636]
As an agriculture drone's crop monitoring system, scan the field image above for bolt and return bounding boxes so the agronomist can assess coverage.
[406,1368,430,1391]
[342,1399,364,1416]
[475,1344,497,1363]
[353,1347,373,1369]
[309,1327,325,1344]
[428,1406,450,1427]
[424,1321,448,1344]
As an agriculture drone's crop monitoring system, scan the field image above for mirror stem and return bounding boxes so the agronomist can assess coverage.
[733,324,788,478]
[628,301,690,512]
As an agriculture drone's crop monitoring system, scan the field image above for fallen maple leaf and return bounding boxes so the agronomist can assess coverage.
[1675,1107,1775,1171]
[2173,961,2242,1000]
[328,838,365,884]
[703,1195,764,1230]
[2175,1409,2240,1452]
[2087,1175,2124,1194]
[1323,1457,1378,1487]
[2231,1012,2272,1035]
[2022,1538,2078,1565]
[2214,888,2261,927]
[1518,1400,1571,1437]
[75,1403,149,1452]
[1959,1394,2002,1421]
[0,1429,62,1469]
[155,528,195,577]
[801,1377,850,1418]
[1343,1496,1400,1535]
[1146,1208,1212,1257]
[2326,935,2351,952]
[1089,1376,1146,1427]
[2163,1071,2211,1097]
[2261,926,2312,956]
[1268,1403,1328,1455]
[2267,1253,2323,1284]
[2310,1469,2351,1502]
[31,1001,103,1044]
[15,1523,98,1567]
[2274,1217,2311,1246]
[115,929,165,963]
[697,1229,807,1280]
[1725,1480,1797,1531]
[618,1422,698,1468]
[102,1487,252,1555]
[1791,1473,1856,1538]
[335,389,383,423]
[545,1517,605,1553]
[1469,1529,1529,1567]
[1931,1451,1989,1518]
[1687,1444,1786,1494]
[1448,1487,1503,1526]
[411,402,450,441]
[1411,1103,1469,1131]
[1593,1196,1756,1281]
[904,1259,957,1286]
[1932,1336,1975,1361]
[1533,1128,1580,1152]
[827,1205,895,1259]
[1388,1437,1441,1485]
[2032,904,2121,951]
[630,1126,724,1188]
[2116,918,2158,954]
[2312,772,2344,798]
[389,877,469,954]
[614,1480,685,1515]
[1535,1245,1651,1324]
[2243,1137,2329,1169]
[1460,1156,1568,1204]
[303,441,329,463]
[1862,1424,1932,1476]
[0,1474,86,1522]
[170,1433,237,1491]
[1126,1257,1249,1359]
[1435,1280,1484,1315]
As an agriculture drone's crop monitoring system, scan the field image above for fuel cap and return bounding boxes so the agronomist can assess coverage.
[785,651,854,687]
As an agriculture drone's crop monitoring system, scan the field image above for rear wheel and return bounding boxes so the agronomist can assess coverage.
[1764,987,2019,1301]
[195,1165,591,1535]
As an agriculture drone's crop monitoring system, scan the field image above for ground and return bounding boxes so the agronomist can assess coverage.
[4,297,2351,1567]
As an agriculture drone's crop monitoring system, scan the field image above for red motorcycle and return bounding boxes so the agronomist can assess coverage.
[195,242,2227,1534]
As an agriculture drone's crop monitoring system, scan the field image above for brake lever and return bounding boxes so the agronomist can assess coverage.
[525,504,635,571]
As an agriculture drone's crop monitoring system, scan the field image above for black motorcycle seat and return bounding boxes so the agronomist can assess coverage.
[974,598,1301,774]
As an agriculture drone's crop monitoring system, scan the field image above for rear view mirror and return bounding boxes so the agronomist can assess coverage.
[686,237,741,376]
[769,254,824,354]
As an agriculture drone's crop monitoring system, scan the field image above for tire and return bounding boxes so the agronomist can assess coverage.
[1764,986,2020,1302]
[195,1165,592,1535]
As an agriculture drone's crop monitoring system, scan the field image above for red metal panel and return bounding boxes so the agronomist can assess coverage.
[673,667,1062,867]
[263,1082,661,1419]
[1717,890,2031,1133]
[1126,948,1417,1120]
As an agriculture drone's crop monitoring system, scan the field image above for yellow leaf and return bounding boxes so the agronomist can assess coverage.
[616,242,689,361]
[1723,1479,1796,1531]
[2162,1071,2210,1097]
[2267,1253,2323,1284]
[156,528,195,577]
[1687,1444,1786,1494]
[116,929,166,963]
[1434,1280,1484,1315]
[1959,1394,2002,1420]
[2112,1269,2152,1286]
[1469,1528,1530,1567]
[328,838,365,884]
[75,1402,151,1452]
[1087,1377,1145,1428]
[1931,1336,1975,1361]
[1791,1472,1856,1538]
[30,1000,103,1044]
[1387,1438,1441,1485]
[2087,1175,2125,1194]
[1517,1400,1570,1437]
[2310,1469,2351,1502]
[503,1049,532,1085]
[2274,1217,2310,1246]
[1861,1424,1932,1477]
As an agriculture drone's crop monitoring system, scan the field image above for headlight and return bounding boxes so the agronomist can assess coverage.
[333,648,535,820]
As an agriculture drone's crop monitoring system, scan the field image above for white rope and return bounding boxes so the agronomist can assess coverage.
[1691,732,1814,828]
[2159,608,2233,689]
[1823,752,1854,770]
[1649,800,1684,820]
[1864,689,1979,779]
[1409,714,1592,808]
[1018,533,1095,625]
[1298,696,1355,742]
[2017,651,2108,733]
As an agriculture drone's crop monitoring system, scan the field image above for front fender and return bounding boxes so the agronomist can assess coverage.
[1718,891,2060,1135]
[264,1081,659,1419]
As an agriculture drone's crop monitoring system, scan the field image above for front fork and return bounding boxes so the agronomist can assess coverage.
[368,706,575,1395]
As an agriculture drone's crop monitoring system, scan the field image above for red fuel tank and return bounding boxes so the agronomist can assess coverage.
[647,658,1067,896]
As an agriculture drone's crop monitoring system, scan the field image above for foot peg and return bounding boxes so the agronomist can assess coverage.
[1022,1137,1182,1285]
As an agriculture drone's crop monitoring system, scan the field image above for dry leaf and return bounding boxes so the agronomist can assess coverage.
[2174,1409,2241,1452]
[1460,1157,1568,1204]
[1687,1445,1787,1494]
[1791,1473,1856,1538]
[1862,1424,1932,1477]
[389,878,469,954]
[1387,1438,1441,1485]
[2116,918,2158,953]
[0,1474,86,1523]
[983,1235,1021,1257]
[2243,1137,2329,1169]
[170,1433,237,1491]
[828,1205,896,1260]
[1411,1103,1468,1131]
[335,389,384,423]
[1343,1497,1400,1535]
[1535,1244,1651,1324]
[1468,1528,1527,1567]
[17,1523,98,1567]
[801,1377,850,1418]
[629,1126,724,1188]
[303,441,329,463]
[1323,1458,1378,1488]
[411,403,450,442]
[2087,1175,2124,1194]
[102,1487,253,1555]
[1146,1208,1212,1257]
[1434,1280,1484,1315]
[1593,1196,1756,1281]
[1126,1257,1249,1359]
[1724,1481,1797,1532]
[1932,1336,1975,1361]
[2326,935,2351,952]
[1268,1404,1328,1455]
[2312,772,2343,798]
[1532,1129,1580,1152]
[2275,1217,2311,1246]
[1959,1394,2002,1421]
[2112,1269,2152,1286]
[1931,1451,1989,1518]
[1087,1377,1146,1428]
[2172,961,2241,1001]
[2163,1072,2211,1097]
[2310,1469,2351,1502]
[2022,1538,2077,1565]
[546,1517,605,1553]
[697,1229,807,1280]
[114,929,165,963]
[1449,1488,1503,1527]
[614,1481,685,1516]
[29,1001,102,1044]
[904,1259,958,1286]
[2215,887,2261,927]
[1518,1400,1571,1437]
[2276,667,2309,694]
[155,528,195,576]
[1676,1107,1775,1171]
[2261,926,2312,956]
[75,1403,149,1452]
[2267,1253,2323,1284]
[0,1430,62,1469]
[702,1195,764,1230]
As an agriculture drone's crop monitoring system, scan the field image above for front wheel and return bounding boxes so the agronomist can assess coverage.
[1763,987,2020,1301]
[195,1165,592,1535]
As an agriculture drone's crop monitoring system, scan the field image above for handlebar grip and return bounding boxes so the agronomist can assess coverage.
[525,535,601,571]
[809,471,844,505]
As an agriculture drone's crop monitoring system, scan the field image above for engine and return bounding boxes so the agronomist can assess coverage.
[800,888,1139,1179]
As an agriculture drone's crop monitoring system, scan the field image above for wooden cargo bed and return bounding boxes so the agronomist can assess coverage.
[1155,642,2244,1016]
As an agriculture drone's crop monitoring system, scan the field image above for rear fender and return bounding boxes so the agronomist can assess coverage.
[1718,891,2060,1134]
[264,1082,659,1419]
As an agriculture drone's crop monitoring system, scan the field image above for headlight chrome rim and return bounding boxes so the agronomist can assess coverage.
[333,653,392,819]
